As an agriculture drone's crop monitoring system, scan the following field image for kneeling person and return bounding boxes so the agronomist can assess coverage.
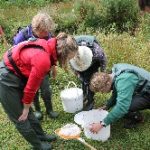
[89,63,150,133]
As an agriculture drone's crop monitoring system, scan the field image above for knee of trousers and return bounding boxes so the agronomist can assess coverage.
[15,120,34,134]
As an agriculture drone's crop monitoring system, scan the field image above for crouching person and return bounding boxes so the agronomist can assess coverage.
[89,63,150,133]
[0,32,78,149]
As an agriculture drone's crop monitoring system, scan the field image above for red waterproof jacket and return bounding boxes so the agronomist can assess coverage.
[3,38,57,104]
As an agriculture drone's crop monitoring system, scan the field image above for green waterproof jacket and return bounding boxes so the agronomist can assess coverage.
[103,63,150,126]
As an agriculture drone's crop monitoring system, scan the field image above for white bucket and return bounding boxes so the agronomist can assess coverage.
[74,109,110,142]
[60,81,83,113]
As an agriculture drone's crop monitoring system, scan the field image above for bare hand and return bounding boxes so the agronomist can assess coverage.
[18,107,29,121]
[89,123,103,134]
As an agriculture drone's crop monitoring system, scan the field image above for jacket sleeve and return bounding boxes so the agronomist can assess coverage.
[50,50,57,66]
[93,42,107,72]
[22,52,50,104]
[48,38,57,66]
[103,73,139,126]
[13,31,26,45]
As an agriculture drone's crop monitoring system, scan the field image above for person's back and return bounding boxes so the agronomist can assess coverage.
[74,35,106,73]
[13,25,33,45]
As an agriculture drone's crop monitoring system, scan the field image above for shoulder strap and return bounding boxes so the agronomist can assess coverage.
[7,42,45,81]
[7,49,27,81]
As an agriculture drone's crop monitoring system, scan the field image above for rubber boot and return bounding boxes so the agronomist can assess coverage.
[34,111,43,120]
[44,98,58,119]
[32,142,52,150]
[33,91,43,120]
[38,134,57,142]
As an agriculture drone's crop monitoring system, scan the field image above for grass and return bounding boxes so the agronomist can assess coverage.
[0,1,150,150]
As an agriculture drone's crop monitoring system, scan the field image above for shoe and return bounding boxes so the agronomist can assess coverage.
[124,117,143,129]
[124,119,138,129]
[33,142,52,150]
[34,111,43,120]
[83,102,94,111]
[39,134,57,142]
[47,111,59,119]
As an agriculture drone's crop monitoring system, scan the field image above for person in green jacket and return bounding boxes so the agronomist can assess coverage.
[89,63,150,133]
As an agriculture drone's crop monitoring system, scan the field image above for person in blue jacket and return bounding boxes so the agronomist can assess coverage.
[89,63,150,133]
[13,12,58,120]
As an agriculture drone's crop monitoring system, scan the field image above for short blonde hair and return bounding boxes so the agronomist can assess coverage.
[90,72,112,92]
[56,32,78,68]
[32,12,55,33]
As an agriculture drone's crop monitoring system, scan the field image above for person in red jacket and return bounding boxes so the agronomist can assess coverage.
[13,12,58,119]
[0,32,78,150]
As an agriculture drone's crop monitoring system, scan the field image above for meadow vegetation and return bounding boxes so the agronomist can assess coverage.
[0,0,150,149]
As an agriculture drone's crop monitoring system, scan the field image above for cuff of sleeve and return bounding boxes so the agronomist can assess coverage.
[100,121,106,127]
[22,99,32,105]
[103,118,110,126]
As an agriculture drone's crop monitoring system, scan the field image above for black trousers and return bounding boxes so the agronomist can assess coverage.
[79,61,100,104]
[0,62,45,149]
[127,94,150,119]
[34,74,53,113]
[129,94,150,111]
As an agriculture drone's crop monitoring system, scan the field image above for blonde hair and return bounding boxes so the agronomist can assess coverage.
[90,72,112,92]
[56,32,78,68]
[32,12,55,33]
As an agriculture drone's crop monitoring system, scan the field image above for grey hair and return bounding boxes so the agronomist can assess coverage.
[31,12,55,33]
[90,72,112,92]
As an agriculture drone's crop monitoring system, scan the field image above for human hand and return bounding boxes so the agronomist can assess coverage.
[89,123,103,134]
[18,105,30,121]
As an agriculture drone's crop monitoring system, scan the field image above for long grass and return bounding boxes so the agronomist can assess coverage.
[0,1,150,150]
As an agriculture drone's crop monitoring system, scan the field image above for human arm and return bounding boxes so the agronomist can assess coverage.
[18,104,31,121]
[13,25,31,45]
[21,52,50,105]
[103,73,139,126]
[13,31,26,45]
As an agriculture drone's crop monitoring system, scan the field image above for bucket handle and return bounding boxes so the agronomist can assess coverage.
[66,81,77,89]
